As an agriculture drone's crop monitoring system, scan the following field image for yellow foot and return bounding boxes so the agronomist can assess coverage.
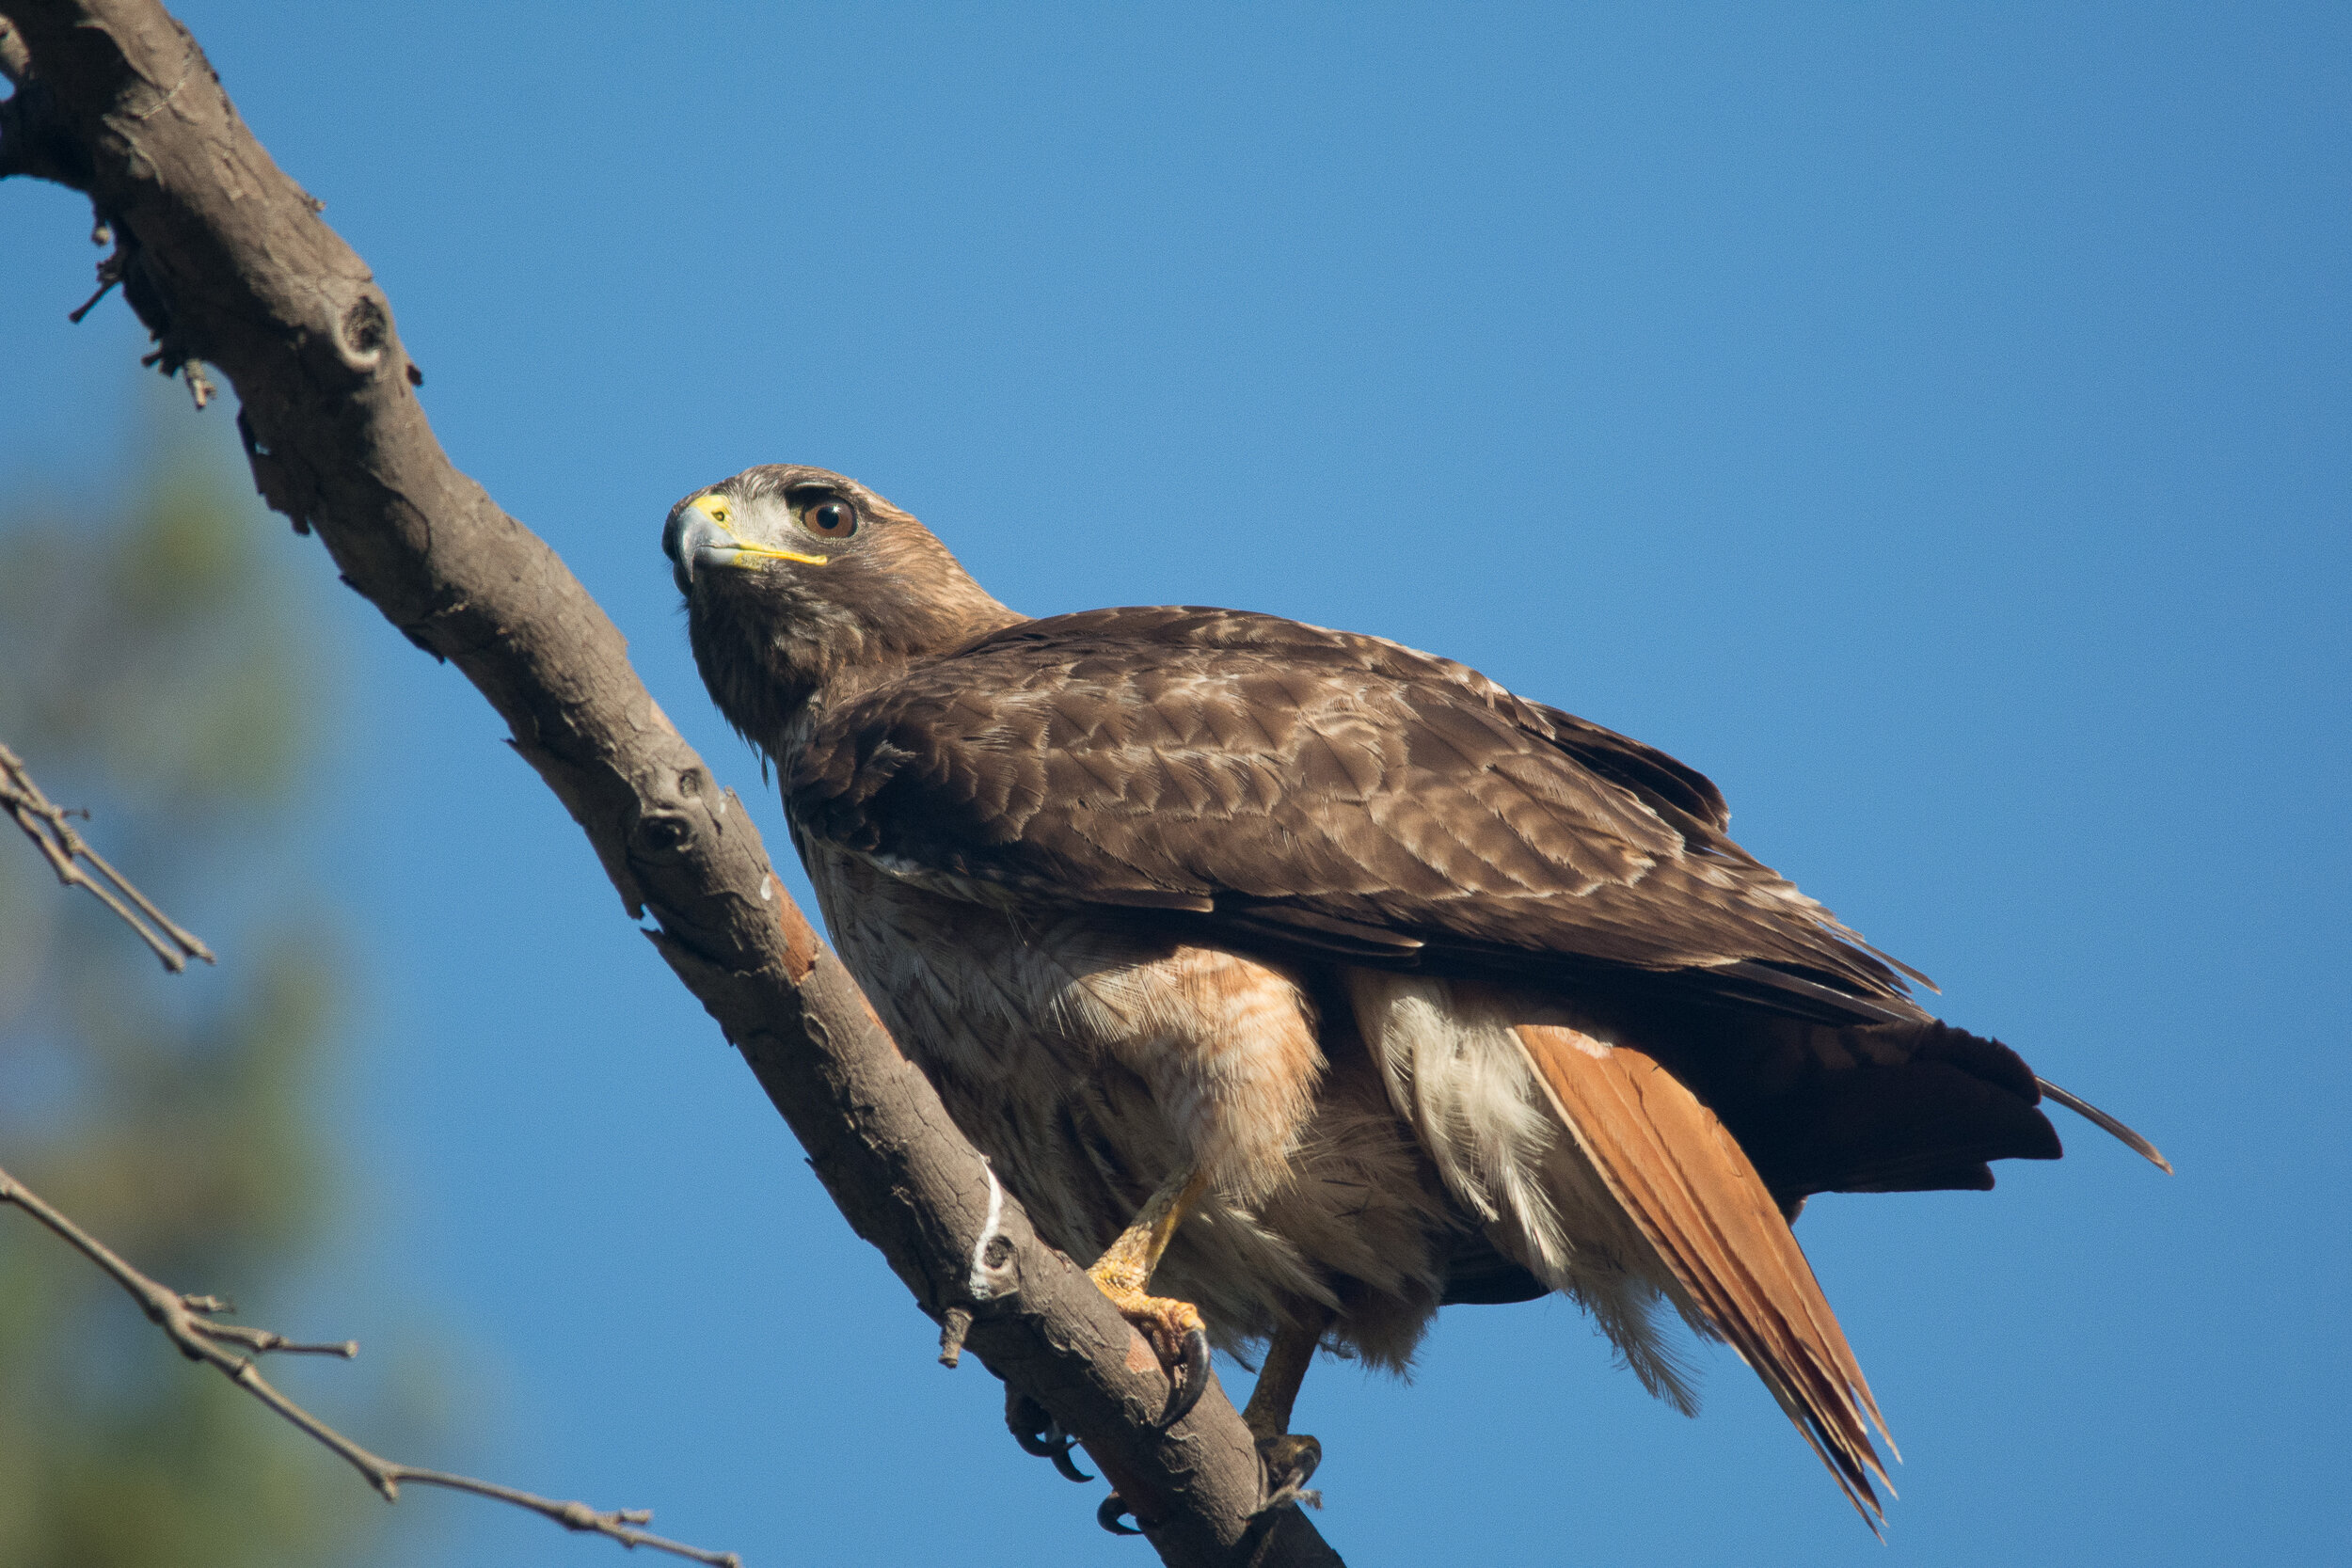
[1255,1432,1324,1513]
[1087,1265,1214,1429]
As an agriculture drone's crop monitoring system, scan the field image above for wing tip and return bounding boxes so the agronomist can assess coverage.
[2036,1077,2173,1175]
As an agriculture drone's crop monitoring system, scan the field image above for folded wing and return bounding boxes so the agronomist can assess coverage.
[788,605,1926,1020]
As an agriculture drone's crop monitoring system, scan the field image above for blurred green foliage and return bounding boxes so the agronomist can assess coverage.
[0,396,379,1567]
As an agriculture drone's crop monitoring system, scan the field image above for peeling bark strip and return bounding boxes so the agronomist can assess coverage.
[0,4,1341,1563]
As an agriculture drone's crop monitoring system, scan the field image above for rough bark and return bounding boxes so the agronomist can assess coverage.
[0,5,1341,1564]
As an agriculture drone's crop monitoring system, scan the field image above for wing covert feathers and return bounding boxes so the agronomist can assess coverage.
[787,607,1931,1022]
[1515,1022,1899,1528]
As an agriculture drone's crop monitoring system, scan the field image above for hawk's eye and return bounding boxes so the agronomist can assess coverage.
[803,498,859,539]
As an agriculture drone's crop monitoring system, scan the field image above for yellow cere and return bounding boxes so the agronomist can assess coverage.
[691,493,830,567]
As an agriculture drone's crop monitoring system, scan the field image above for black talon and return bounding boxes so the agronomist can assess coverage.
[1008,1389,1057,1456]
[1046,1421,1094,1483]
[1007,1389,1094,1481]
[1098,1492,1144,1536]
[1158,1323,1212,1430]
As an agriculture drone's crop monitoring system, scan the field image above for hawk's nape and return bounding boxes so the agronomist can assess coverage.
[664,464,2168,1533]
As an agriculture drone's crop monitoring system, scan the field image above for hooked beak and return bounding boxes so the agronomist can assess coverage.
[663,493,830,595]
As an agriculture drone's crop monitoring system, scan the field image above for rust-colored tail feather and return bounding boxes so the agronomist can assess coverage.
[1515,1023,1898,1528]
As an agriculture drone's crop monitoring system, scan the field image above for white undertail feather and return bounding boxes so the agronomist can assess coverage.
[1345,973,1703,1413]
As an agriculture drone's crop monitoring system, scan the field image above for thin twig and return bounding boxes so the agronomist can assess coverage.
[0,740,215,972]
[0,1161,742,1568]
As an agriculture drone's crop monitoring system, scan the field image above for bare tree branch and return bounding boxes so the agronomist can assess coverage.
[0,739,215,972]
[0,1161,743,1568]
[0,4,1342,1562]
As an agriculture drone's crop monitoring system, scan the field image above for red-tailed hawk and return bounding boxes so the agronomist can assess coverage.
[664,465,2165,1528]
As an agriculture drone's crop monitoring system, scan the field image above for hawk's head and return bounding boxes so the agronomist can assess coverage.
[664,465,1020,752]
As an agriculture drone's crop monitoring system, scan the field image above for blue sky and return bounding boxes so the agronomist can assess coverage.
[4,3,2347,1563]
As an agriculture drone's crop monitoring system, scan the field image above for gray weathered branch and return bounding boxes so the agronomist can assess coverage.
[0,3,1340,1562]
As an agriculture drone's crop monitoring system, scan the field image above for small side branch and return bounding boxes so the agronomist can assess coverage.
[0,1161,741,1568]
[0,740,215,972]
